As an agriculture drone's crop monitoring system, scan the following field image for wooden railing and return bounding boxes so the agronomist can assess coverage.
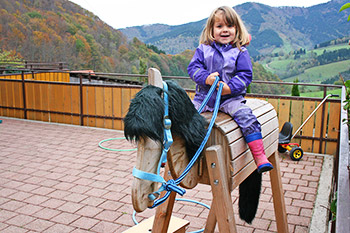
[0,70,342,156]
[0,61,67,70]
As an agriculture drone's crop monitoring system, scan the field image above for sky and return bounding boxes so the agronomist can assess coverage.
[69,0,331,29]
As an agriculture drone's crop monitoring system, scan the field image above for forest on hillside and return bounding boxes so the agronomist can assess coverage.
[0,0,285,94]
[0,0,194,77]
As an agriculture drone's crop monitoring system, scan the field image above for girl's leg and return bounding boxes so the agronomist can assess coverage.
[232,107,273,173]
[245,132,273,173]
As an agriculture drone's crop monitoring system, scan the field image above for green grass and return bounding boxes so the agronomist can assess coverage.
[284,60,350,83]
[312,43,349,56]
[300,88,342,98]
[267,58,293,71]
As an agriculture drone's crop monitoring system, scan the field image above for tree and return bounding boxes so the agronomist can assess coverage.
[339,3,350,21]
[0,49,22,62]
[0,49,23,73]
[246,84,251,93]
[138,57,148,84]
[291,78,300,96]
[139,57,147,75]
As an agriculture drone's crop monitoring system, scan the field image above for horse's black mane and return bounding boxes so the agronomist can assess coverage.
[124,80,207,159]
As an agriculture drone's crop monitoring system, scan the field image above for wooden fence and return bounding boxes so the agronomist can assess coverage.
[0,71,69,82]
[260,95,340,156]
[0,71,342,156]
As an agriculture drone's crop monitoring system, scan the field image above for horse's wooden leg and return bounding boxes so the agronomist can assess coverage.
[152,164,176,233]
[204,199,217,233]
[205,145,237,233]
[269,151,289,233]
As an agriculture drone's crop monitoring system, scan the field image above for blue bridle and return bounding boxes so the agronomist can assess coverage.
[133,78,223,208]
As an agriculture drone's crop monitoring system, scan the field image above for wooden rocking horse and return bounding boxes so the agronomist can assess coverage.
[124,68,288,232]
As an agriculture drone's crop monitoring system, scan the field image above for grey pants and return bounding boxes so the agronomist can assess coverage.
[193,96,261,137]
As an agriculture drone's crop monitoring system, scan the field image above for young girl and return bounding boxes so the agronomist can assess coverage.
[187,6,273,173]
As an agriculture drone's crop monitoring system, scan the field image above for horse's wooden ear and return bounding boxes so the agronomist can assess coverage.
[148,68,163,88]
[168,136,200,189]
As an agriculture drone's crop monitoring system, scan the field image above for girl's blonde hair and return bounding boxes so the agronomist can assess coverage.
[199,6,250,50]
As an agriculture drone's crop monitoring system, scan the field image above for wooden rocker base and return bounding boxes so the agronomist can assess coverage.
[123,215,189,233]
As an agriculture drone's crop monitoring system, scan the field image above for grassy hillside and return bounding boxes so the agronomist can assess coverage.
[313,43,350,55]
[259,39,350,81]
[284,60,350,83]
[264,42,350,71]
[258,39,349,97]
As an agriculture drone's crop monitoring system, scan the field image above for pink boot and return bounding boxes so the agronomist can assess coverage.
[247,138,273,173]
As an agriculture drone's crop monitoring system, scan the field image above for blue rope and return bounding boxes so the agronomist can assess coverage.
[98,137,137,151]
[197,77,220,114]
[160,81,173,169]
[176,82,222,183]
[132,77,222,208]
[130,78,223,231]
[150,80,223,208]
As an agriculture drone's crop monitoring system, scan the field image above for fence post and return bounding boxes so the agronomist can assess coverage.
[21,71,27,119]
[319,86,327,153]
[79,74,84,126]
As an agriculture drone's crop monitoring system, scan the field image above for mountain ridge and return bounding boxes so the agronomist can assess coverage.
[120,0,349,56]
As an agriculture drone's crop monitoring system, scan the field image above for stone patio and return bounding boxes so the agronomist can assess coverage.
[0,117,333,232]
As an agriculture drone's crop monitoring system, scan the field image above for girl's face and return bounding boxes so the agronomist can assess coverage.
[213,12,235,45]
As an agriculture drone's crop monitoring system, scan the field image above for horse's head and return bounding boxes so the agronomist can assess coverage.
[124,80,207,212]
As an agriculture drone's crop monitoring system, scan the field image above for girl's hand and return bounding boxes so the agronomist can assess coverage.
[217,81,231,95]
[205,72,219,86]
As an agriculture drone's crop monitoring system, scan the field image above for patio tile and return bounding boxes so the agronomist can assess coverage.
[5,214,35,227]
[1,225,28,233]
[24,218,55,232]
[32,207,61,220]
[70,216,100,230]
[75,206,103,218]
[51,212,80,225]
[40,198,66,209]
[45,223,75,233]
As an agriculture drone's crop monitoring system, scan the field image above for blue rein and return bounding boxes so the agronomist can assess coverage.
[133,78,223,208]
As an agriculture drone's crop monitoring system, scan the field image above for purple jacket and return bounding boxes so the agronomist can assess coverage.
[187,42,253,108]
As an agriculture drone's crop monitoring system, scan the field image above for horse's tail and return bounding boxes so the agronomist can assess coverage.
[238,170,262,224]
